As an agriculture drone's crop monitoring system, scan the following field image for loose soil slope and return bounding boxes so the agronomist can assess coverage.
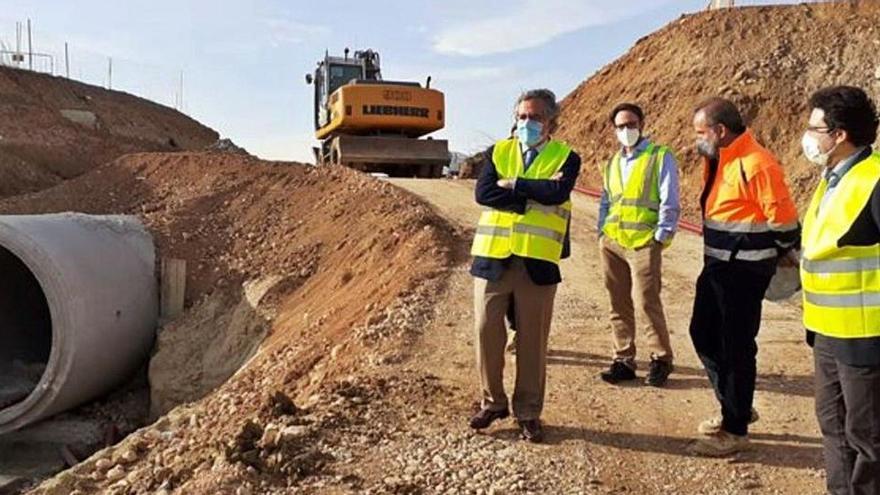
[0,153,459,494]
[556,0,880,221]
[0,67,218,198]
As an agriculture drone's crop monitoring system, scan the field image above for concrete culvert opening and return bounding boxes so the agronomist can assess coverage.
[0,245,52,409]
[0,213,158,434]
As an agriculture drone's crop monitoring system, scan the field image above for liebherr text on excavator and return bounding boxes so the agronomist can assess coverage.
[306,48,449,178]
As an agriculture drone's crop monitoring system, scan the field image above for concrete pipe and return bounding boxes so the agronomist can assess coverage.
[0,214,157,434]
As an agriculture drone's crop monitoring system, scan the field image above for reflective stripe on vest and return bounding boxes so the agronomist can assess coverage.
[601,144,666,249]
[802,257,880,274]
[800,152,880,338]
[470,138,573,265]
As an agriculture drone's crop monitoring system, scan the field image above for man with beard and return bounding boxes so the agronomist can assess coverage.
[688,97,800,456]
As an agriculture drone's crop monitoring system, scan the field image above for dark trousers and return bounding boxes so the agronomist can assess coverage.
[814,337,880,495]
[688,261,772,436]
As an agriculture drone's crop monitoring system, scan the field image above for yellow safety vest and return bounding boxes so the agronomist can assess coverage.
[470,138,573,265]
[801,152,880,338]
[602,144,668,249]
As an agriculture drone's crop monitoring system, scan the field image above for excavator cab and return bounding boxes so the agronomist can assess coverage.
[307,49,382,130]
[305,48,448,178]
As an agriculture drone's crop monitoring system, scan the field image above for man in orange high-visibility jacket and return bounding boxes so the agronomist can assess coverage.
[687,97,801,457]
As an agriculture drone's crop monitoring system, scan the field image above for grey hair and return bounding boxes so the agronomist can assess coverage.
[515,89,560,133]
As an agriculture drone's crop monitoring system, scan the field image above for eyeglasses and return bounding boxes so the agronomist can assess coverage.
[614,122,640,131]
[806,126,835,134]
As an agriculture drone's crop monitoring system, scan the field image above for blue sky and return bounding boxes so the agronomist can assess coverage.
[0,0,803,162]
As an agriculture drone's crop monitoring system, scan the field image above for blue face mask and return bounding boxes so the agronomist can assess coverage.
[516,119,544,148]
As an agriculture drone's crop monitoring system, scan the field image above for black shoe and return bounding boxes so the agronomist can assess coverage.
[600,361,637,384]
[518,419,544,443]
[469,408,509,429]
[645,359,673,387]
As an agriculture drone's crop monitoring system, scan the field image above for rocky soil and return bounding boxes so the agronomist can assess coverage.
[556,0,880,221]
[0,66,218,199]
[0,151,458,494]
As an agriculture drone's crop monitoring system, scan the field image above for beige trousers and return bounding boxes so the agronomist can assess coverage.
[473,259,557,420]
[599,236,673,366]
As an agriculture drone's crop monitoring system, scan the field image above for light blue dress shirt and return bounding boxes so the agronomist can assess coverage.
[818,146,868,213]
[511,141,547,188]
[597,138,681,243]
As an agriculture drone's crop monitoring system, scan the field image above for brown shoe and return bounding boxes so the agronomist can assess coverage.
[518,419,544,443]
[469,408,509,430]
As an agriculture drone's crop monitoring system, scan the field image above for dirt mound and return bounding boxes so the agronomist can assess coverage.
[0,67,218,199]
[456,151,489,179]
[206,138,250,155]
[0,153,459,494]
[556,1,880,222]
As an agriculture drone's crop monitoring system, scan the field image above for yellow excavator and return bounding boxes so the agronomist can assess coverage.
[305,49,448,178]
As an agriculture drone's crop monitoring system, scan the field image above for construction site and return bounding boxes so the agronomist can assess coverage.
[0,0,879,493]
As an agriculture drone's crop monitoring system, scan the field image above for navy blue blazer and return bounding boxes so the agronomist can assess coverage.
[470,143,582,286]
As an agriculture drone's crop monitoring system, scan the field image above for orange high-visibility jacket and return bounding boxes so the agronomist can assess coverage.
[700,129,800,262]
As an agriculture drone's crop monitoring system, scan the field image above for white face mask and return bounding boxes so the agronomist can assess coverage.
[801,132,838,167]
[616,127,640,148]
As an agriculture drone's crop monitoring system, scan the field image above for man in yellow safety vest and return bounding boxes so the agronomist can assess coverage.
[469,89,581,443]
[597,103,680,387]
[800,85,880,495]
